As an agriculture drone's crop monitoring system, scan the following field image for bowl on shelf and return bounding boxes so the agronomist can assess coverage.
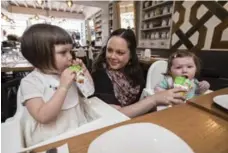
[166,31,170,39]
[150,11,155,17]
[163,6,169,14]
[169,6,173,13]
[152,1,157,6]
[161,19,168,26]
[144,23,148,29]
[168,19,172,26]
[155,32,160,39]
[161,31,166,39]
[153,20,161,27]
[151,33,155,39]
[155,8,162,15]
[144,1,150,8]
[144,13,149,19]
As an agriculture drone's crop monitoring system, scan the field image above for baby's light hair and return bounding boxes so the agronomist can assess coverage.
[167,50,201,76]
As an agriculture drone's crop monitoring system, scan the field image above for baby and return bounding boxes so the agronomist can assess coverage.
[155,50,210,100]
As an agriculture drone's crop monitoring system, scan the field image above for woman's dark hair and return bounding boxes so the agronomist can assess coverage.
[167,50,201,76]
[92,28,144,86]
[21,24,73,73]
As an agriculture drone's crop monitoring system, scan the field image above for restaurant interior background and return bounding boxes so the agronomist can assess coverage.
[1,0,228,122]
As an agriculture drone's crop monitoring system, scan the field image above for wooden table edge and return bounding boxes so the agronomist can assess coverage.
[188,100,228,121]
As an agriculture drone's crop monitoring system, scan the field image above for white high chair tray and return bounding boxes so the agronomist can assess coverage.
[18,97,129,153]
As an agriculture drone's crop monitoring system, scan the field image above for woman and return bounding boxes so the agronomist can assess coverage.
[92,29,185,118]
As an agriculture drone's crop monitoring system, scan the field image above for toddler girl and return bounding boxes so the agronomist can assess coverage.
[18,24,97,147]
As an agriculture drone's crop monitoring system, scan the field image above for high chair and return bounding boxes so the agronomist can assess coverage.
[140,60,213,111]
[140,60,168,100]
[1,87,129,153]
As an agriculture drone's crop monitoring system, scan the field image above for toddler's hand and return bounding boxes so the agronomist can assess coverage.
[72,58,87,73]
[60,68,76,89]
[198,80,210,94]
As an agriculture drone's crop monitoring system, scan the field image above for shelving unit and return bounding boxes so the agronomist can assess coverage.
[94,10,102,42]
[141,25,170,31]
[142,13,172,21]
[142,1,173,11]
[109,2,113,34]
[138,0,174,49]
[85,21,89,41]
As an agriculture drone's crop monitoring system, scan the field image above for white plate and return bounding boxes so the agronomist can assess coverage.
[88,123,194,153]
[213,94,228,110]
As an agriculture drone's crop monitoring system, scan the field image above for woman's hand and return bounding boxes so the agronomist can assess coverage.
[60,68,76,89]
[198,80,210,94]
[153,88,186,106]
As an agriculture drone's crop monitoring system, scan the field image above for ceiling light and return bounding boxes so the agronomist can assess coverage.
[66,0,73,7]
[35,14,39,20]
[50,16,54,20]
[2,14,7,20]
[10,20,15,24]
[37,0,43,5]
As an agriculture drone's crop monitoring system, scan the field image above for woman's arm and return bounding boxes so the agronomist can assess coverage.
[118,88,186,118]
[118,96,157,118]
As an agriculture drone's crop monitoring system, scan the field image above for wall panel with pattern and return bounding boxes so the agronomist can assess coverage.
[171,1,228,51]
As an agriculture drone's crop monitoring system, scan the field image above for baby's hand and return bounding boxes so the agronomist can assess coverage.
[198,80,210,94]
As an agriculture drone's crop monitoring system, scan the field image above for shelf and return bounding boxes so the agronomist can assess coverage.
[94,10,102,41]
[109,2,113,7]
[143,13,172,22]
[95,13,102,18]
[141,38,170,41]
[95,20,102,24]
[143,1,173,11]
[141,26,170,31]
[96,25,102,28]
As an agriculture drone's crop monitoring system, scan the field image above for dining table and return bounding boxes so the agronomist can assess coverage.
[1,59,34,73]
[32,88,228,153]
[188,88,228,121]
[1,65,34,72]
